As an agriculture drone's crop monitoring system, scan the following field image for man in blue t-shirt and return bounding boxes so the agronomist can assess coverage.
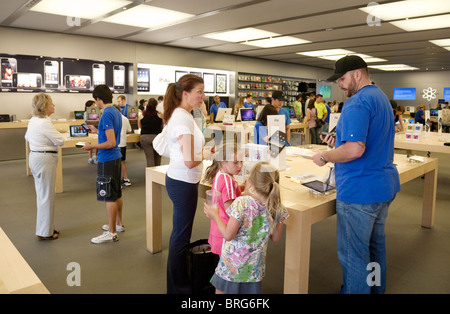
[312,55,400,294]
[271,90,291,145]
[243,94,254,110]
[209,95,227,122]
[414,105,425,124]
[83,84,124,244]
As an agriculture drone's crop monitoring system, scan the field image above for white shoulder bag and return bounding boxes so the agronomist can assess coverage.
[153,127,170,157]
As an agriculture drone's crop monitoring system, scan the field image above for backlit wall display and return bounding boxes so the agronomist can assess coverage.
[393,87,416,100]
[443,87,450,101]
[318,85,332,99]
[0,53,131,94]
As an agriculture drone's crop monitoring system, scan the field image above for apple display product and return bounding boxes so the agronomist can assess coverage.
[70,125,89,137]
[65,75,91,89]
[74,111,84,120]
[215,108,232,122]
[92,63,105,87]
[137,67,150,92]
[1,57,17,88]
[88,113,99,121]
[0,114,11,122]
[113,65,125,91]
[12,73,42,89]
[268,130,286,157]
[240,108,255,121]
[302,180,335,194]
[283,105,296,119]
[44,60,59,88]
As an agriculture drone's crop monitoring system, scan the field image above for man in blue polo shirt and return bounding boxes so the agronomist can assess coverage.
[271,90,291,145]
[83,85,124,244]
[209,95,227,122]
[243,94,254,110]
[312,55,400,294]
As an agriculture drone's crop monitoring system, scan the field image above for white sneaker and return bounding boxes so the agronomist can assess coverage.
[88,158,95,164]
[93,156,98,164]
[121,179,131,187]
[91,231,118,244]
[102,224,125,232]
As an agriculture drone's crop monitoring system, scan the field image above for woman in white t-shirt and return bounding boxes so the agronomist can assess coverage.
[163,74,212,294]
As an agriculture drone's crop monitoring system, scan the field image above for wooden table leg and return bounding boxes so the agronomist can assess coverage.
[421,160,438,228]
[146,168,163,253]
[55,148,63,194]
[283,210,312,294]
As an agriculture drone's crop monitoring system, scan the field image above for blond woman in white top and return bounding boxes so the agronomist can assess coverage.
[25,94,64,240]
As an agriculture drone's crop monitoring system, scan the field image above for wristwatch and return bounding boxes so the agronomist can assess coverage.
[320,152,328,164]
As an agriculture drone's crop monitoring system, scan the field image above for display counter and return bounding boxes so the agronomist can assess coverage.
[145,151,438,293]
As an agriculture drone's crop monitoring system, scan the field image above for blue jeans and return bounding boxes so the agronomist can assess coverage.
[166,175,199,294]
[336,199,392,294]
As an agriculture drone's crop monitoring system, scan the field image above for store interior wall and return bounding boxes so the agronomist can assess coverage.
[0,26,336,121]
[371,71,450,109]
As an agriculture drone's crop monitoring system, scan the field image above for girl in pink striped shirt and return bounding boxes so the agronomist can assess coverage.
[203,143,244,255]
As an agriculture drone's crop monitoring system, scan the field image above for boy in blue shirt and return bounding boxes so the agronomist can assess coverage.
[83,85,124,244]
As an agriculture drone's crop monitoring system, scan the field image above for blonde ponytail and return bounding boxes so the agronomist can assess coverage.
[248,162,284,234]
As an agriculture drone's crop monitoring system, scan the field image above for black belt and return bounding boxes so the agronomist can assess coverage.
[31,151,58,154]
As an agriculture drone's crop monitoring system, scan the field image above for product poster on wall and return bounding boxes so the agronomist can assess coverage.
[0,53,131,94]
[203,73,215,93]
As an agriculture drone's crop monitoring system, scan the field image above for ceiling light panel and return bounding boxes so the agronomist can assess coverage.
[297,49,354,58]
[202,28,278,43]
[429,39,450,47]
[390,13,450,31]
[368,64,419,71]
[103,5,193,28]
[359,0,450,21]
[30,0,131,19]
[244,36,311,48]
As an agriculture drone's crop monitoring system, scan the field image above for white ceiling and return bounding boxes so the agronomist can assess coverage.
[1,0,449,72]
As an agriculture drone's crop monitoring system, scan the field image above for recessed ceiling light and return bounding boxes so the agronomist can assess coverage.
[368,64,419,71]
[103,5,193,29]
[390,14,450,31]
[359,0,450,21]
[429,38,450,47]
[30,0,131,19]
[297,49,354,58]
[244,36,310,48]
[203,28,278,43]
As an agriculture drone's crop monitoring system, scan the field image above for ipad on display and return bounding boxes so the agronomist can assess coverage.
[302,180,335,194]
[70,125,89,137]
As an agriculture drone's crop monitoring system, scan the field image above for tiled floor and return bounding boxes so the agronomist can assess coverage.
[1,147,449,294]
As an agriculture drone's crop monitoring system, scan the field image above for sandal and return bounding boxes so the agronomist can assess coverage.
[37,229,60,240]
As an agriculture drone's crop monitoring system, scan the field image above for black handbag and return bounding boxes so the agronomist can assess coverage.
[186,239,219,294]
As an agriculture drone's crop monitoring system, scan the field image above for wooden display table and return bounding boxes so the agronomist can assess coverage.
[395,132,450,155]
[25,133,140,193]
[145,151,438,293]
[0,227,49,294]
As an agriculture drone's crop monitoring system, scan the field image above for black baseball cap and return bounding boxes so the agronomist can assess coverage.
[327,55,368,81]
[272,90,286,101]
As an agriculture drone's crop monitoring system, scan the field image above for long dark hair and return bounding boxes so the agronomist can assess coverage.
[143,98,157,117]
[257,104,278,126]
[163,74,204,123]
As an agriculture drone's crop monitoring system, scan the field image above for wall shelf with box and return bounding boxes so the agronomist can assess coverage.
[237,72,316,105]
